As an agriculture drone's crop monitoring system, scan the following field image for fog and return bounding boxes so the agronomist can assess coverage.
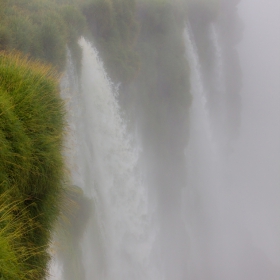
[49,0,280,279]
[185,0,280,278]
[228,0,280,274]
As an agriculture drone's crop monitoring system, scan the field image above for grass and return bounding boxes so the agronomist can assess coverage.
[0,190,46,279]
[0,51,66,279]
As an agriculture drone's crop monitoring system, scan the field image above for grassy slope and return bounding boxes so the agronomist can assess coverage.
[0,52,65,279]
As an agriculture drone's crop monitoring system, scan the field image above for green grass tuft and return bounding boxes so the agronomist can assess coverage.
[0,51,66,279]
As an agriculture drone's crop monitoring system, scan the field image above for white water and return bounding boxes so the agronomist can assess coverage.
[209,24,228,151]
[183,24,227,280]
[78,38,159,280]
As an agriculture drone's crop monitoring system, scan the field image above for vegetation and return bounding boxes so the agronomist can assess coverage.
[0,0,85,70]
[0,2,92,275]
[125,1,191,150]
[115,2,193,220]
[82,0,140,84]
[0,190,45,279]
[0,0,140,84]
[0,51,66,279]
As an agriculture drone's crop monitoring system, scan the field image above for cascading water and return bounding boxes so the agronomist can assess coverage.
[54,38,161,280]
[183,2,280,276]
[183,20,261,280]
[78,38,159,280]
[182,24,227,280]
[209,24,228,151]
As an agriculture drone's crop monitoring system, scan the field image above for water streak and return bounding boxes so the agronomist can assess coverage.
[183,24,227,280]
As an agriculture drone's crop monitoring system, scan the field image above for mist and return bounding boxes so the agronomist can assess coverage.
[183,0,280,278]
[48,0,280,279]
[227,0,280,276]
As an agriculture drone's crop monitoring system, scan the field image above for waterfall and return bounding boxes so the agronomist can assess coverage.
[51,25,229,280]
[48,2,280,278]
[183,12,280,278]
[183,24,230,280]
[53,38,161,280]
[183,26,217,279]
[209,24,227,151]
[78,38,158,280]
